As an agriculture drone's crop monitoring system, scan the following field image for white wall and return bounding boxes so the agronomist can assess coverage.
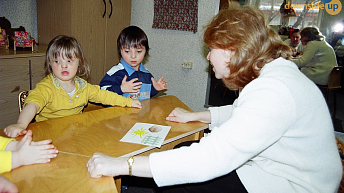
[130,0,217,111]
[0,0,38,40]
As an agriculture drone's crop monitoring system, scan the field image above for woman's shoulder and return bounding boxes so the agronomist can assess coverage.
[307,40,323,45]
[306,40,333,51]
[308,40,330,46]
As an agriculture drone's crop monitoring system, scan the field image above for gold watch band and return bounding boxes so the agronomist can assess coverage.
[127,156,134,176]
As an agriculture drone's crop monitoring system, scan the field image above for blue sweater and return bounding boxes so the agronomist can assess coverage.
[100,58,158,101]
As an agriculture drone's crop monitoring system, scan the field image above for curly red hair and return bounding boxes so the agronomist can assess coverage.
[204,3,291,90]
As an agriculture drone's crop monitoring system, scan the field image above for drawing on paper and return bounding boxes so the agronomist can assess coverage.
[131,127,148,138]
[120,122,171,148]
[149,125,162,132]
[142,135,162,146]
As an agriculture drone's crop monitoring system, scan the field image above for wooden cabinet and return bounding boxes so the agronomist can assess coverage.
[37,0,131,85]
[0,46,46,128]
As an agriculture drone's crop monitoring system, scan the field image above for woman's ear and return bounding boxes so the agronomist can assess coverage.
[223,50,234,63]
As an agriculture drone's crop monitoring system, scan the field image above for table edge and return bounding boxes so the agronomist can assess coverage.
[119,124,209,157]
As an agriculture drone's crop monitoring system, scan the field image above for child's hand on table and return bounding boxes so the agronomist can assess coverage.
[4,124,27,138]
[121,75,142,93]
[131,99,142,109]
[10,130,58,169]
[0,175,18,193]
[151,76,167,91]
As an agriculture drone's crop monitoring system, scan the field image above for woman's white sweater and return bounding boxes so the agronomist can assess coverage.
[150,58,342,193]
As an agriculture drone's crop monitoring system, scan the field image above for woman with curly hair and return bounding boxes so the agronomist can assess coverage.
[87,3,342,193]
[292,27,337,85]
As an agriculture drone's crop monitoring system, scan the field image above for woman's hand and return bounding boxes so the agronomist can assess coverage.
[166,108,211,123]
[87,154,152,178]
[166,107,193,123]
[87,153,126,178]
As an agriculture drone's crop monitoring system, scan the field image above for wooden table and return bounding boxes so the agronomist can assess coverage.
[0,95,208,193]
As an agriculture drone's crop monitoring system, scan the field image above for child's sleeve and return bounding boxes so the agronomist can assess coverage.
[0,137,15,173]
[148,74,159,97]
[0,137,14,151]
[99,74,125,95]
[0,151,13,173]
[88,84,132,107]
[150,84,159,97]
[24,81,52,113]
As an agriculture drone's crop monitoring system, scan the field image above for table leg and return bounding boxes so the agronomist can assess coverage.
[115,177,121,193]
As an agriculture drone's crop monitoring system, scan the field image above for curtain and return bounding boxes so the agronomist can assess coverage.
[152,0,198,33]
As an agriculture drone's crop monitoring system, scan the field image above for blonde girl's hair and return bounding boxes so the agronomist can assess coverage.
[44,35,90,80]
[204,3,291,90]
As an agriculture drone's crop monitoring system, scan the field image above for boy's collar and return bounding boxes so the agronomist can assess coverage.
[120,58,149,76]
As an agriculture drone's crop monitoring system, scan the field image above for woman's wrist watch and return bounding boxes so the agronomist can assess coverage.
[127,156,134,176]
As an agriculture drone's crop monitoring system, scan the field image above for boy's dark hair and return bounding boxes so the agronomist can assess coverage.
[117,26,149,57]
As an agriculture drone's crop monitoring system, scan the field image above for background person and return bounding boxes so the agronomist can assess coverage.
[291,27,337,85]
[331,20,344,66]
[283,28,305,57]
[87,4,342,193]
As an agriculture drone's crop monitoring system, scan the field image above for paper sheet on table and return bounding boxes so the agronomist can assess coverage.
[120,123,171,148]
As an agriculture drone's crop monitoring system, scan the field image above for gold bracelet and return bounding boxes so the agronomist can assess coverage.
[127,156,134,176]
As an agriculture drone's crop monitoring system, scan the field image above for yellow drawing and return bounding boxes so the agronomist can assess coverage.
[131,127,147,138]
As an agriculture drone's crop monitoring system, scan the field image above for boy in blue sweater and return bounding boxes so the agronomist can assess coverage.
[100,26,167,101]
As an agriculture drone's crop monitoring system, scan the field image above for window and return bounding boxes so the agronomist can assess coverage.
[252,0,322,28]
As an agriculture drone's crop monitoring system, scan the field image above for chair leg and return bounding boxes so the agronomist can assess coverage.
[223,88,227,98]
[325,89,329,102]
[333,90,337,118]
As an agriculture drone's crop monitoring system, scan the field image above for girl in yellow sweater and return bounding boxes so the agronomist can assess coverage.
[5,35,142,138]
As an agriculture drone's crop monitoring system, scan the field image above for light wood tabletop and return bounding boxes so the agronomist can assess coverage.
[0,95,208,193]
